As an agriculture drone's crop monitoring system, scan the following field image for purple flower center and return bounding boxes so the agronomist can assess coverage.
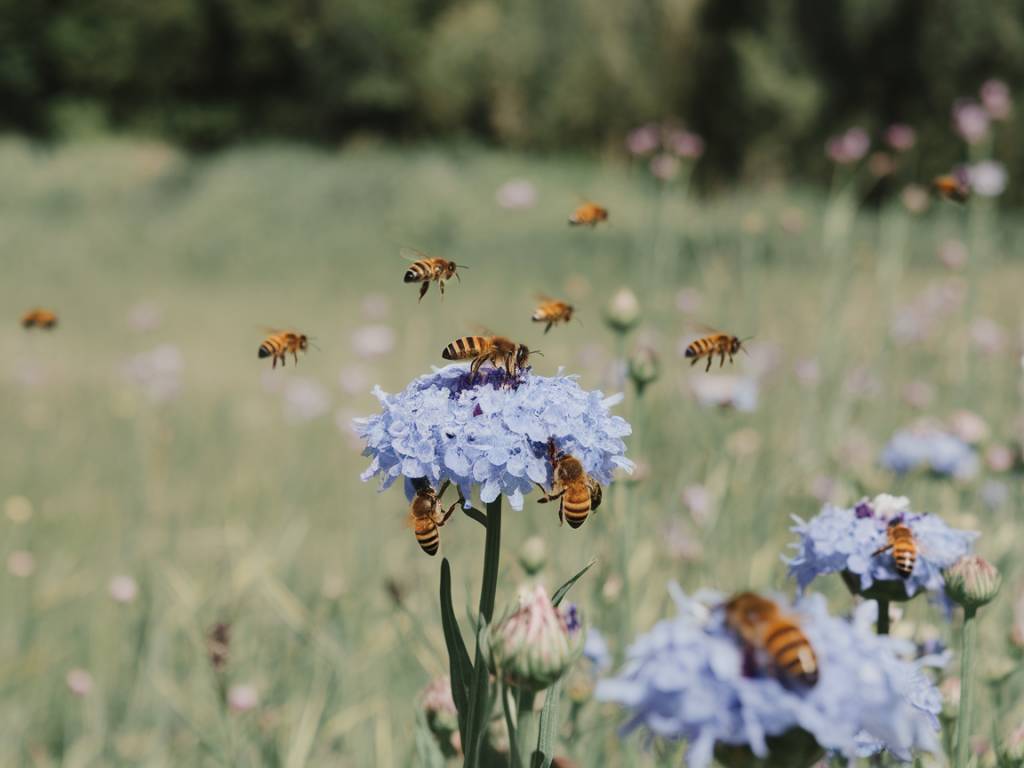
[563,604,581,633]
[854,500,874,518]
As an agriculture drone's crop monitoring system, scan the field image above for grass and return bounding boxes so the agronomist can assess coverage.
[1,136,1022,766]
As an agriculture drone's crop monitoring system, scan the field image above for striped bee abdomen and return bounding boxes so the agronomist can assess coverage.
[889,525,917,577]
[764,622,819,686]
[404,261,431,283]
[562,487,593,528]
[443,336,485,360]
[415,520,440,556]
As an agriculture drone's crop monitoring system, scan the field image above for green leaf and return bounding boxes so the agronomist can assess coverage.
[552,560,596,606]
[413,709,447,768]
[530,679,562,768]
[440,558,472,743]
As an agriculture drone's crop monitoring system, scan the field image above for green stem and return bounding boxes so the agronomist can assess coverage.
[501,685,521,768]
[465,497,503,767]
[955,607,978,768]
[517,690,536,767]
[876,599,890,635]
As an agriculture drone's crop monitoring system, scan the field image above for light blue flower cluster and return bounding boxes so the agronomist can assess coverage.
[354,364,632,510]
[596,587,941,768]
[881,426,979,480]
[786,494,978,599]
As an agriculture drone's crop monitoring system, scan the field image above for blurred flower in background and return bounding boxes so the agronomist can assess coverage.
[126,301,162,333]
[282,377,330,424]
[787,494,978,600]
[667,129,705,160]
[969,317,1007,355]
[108,575,139,604]
[980,79,1012,121]
[122,344,183,403]
[625,123,660,156]
[597,588,940,767]
[825,127,870,164]
[360,293,391,320]
[649,153,680,181]
[900,184,930,214]
[4,495,33,524]
[495,178,537,210]
[778,206,807,234]
[7,550,36,578]
[662,519,703,562]
[674,287,703,315]
[682,484,714,528]
[66,669,94,697]
[420,676,461,757]
[948,410,990,445]
[937,239,968,270]
[880,423,980,480]
[794,358,820,390]
[984,444,1014,473]
[351,324,395,359]
[868,151,895,178]
[885,123,917,152]
[902,380,936,410]
[228,683,259,713]
[338,364,372,396]
[952,99,990,144]
[689,375,758,412]
[967,160,1008,197]
[605,287,641,335]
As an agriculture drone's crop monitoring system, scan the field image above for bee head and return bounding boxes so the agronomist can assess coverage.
[298,335,309,350]
[515,344,532,369]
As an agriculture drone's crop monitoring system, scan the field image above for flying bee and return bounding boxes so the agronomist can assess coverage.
[535,440,603,529]
[872,518,918,578]
[684,325,751,372]
[407,479,461,556]
[258,329,314,368]
[401,248,468,302]
[441,334,536,382]
[532,296,575,334]
[568,201,609,227]
[723,592,819,687]
[21,308,58,330]
[932,173,970,203]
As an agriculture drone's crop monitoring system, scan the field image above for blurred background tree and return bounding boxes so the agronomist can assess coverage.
[2,0,1022,192]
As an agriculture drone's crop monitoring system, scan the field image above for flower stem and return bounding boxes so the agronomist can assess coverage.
[517,690,536,766]
[875,599,890,635]
[955,606,978,768]
[465,497,503,767]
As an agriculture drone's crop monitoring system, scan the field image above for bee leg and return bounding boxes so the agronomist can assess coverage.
[469,355,485,383]
[558,499,565,525]
[719,352,726,368]
[544,322,552,335]
[440,500,460,525]
[293,351,299,365]
[705,356,712,372]
[690,357,699,367]
[439,280,445,299]
[418,282,430,302]
[872,543,894,557]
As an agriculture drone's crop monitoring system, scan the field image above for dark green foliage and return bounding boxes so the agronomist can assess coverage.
[3,0,1023,189]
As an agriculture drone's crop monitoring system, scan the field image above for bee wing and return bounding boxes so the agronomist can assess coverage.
[684,320,725,336]
[400,247,432,262]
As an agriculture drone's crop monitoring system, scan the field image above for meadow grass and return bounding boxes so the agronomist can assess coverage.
[1,137,1022,766]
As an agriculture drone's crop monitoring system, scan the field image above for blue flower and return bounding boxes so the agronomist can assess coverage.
[582,627,612,673]
[596,587,941,768]
[880,425,979,480]
[354,365,632,510]
[786,494,978,601]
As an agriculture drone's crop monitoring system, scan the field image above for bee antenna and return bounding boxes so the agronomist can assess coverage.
[532,350,545,357]
[457,264,470,269]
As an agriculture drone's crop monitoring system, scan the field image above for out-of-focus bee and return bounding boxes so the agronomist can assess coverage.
[21,308,58,329]
[684,325,750,372]
[535,440,603,529]
[723,592,819,687]
[532,296,574,334]
[401,248,467,302]
[932,173,970,203]
[872,519,917,578]
[442,335,535,381]
[258,330,312,368]
[408,479,461,556]
[568,202,608,227]
[206,621,231,672]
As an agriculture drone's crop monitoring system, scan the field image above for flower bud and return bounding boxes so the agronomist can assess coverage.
[999,723,1024,767]
[518,536,547,576]
[944,555,1002,611]
[420,676,461,758]
[628,346,660,395]
[604,288,640,335]
[489,585,585,691]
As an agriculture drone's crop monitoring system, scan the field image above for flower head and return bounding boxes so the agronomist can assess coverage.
[628,346,660,394]
[495,178,538,210]
[690,375,758,412]
[355,366,631,510]
[597,588,941,767]
[420,675,461,756]
[944,555,1001,611]
[649,153,680,181]
[122,344,183,403]
[825,127,870,164]
[967,160,1008,198]
[228,683,259,712]
[489,584,585,690]
[980,79,1012,121]
[108,575,139,604]
[605,288,641,334]
[668,130,705,159]
[786,495,978,601]
[885,123,917,152]
[625,124,660,156]
[953,100,990,144]
[518,535,547,575]
[880,423,980,480]
[66,668,94,697]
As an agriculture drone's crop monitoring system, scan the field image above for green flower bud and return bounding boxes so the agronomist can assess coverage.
[604,288,640,335]
[628,346,660,395]
[944,555,1002,611]
[518,536,547,576]
[489,585,585,691]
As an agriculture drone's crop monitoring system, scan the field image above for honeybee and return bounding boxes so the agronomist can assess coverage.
[401,248,467,301]
[258,330,311,368]
[872,519,917,578]
[932,173,970,203]
[442,335,535,381]
[535,440,603,529]
[532,297,574,334]
[684,325,750,372]
[723,592,819,687]
[408,480,461,556]
[568,202,609,227]
[21,308,58,329]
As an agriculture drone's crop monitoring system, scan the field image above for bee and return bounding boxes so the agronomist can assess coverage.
[723,592,819,687]
[258,330,311,368]
[535,440,603,529]
[442,335,535,381]
[401,248,467,302]
[684,325,751,372]
[21,308,58,330]
[872,518,917,578]
[568,201,609,227]
[408,480,461,556]
[532,296,574,334]
[932,173,970,203]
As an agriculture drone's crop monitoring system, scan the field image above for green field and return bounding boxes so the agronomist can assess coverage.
[1,137,1022,766]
